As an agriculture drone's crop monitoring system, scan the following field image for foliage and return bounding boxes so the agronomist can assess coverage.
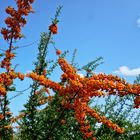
[0,1,140,140]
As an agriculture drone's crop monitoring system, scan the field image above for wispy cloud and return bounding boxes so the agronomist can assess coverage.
[137,18,140,27]
[114,66,140,76]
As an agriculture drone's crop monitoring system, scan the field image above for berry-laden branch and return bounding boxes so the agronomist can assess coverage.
[27,58,140,139]
[0,0,35,139]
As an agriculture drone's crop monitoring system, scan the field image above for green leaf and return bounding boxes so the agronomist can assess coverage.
[0,53,5,58]
[8,86,16,91]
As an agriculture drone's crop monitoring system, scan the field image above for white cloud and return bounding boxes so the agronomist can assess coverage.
[77,73,84,77]
[114,66,140,76]
[137,18,140,27]
[25,70,32,74]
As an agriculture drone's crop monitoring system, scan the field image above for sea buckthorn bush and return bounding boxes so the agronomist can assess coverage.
[0,0,140,140]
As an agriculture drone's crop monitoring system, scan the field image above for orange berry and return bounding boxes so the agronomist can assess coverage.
[6,111,12,116]
[60,119,66,125]
[56,49,61,55]
[49,24,57,34]
[0,113,4,120]
[4,125,12,129]
[17,72,24,80]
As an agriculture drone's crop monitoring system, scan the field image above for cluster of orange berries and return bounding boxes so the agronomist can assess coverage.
[1,49,15,71]
[26,57,140,139]
[0,70,24,96]
[134,96,140,108]
[26,72,64,92]
[86,107,124,133]
[74,99,94,139]
[1,0,34,40]
[72,98,125,139]
[0,113,4,120]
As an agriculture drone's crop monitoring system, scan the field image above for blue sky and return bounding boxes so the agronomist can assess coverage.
[0,0,140,115]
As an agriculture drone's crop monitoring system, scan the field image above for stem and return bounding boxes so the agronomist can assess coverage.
[9,33,13,52]
[38,32,52,74]
[42,31,51,58]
